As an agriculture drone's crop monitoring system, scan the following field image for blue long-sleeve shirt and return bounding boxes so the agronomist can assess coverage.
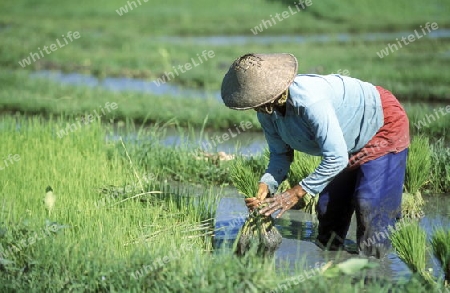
[258,74,384,195]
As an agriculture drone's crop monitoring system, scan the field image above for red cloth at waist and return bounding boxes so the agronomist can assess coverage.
[348,86,410,168]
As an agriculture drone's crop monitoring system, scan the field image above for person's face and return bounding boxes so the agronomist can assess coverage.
[253,91,285,114]
[253,100,277,114]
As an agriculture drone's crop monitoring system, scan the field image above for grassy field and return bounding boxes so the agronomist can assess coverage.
[0,0,449,98]
[1,70,449,143]
[0,0,449,291]
[0,0,450,292]
[0,116,446,292]
[1,0,450,138]
[0,0,449,141]
[1,34,449,98]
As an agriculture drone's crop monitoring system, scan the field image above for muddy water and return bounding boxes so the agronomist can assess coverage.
[214,196,450,282]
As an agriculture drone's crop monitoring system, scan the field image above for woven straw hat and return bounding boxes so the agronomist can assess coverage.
[221,53,298,109]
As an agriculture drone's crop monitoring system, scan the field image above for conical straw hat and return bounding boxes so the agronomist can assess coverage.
[221,53,298,109]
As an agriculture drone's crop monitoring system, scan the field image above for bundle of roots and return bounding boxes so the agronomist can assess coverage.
[234,209,282,257]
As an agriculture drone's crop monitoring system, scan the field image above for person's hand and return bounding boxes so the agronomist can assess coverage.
[245,182,269,210]
[259,185,307,218]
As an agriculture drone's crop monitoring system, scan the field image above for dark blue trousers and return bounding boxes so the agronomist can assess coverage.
[315,149,408,258]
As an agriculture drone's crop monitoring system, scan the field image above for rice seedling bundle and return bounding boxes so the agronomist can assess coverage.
[389,221,435,284]
[229,156,282,257]
[398,136,432,218]
[405,135,432,194]
[431,229,450,283]
[401,191,425,219]
[390,221,427,273]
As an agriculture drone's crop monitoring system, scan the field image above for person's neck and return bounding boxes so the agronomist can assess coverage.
[275,104,287,116]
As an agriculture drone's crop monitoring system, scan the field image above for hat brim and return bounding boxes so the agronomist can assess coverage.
[221,53,298,110]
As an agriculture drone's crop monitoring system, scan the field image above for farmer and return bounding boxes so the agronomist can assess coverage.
[220,53,410,258]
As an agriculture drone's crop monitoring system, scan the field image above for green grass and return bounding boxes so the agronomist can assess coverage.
[431,229,450,283]
[0,70,260,131]
[0,115,261,291]
[0,115,439,292]
[2,69,450,143]
[1,0,449,37]
[6,0,450,35]
[0,0,449,98]
[0,116,445,291]
[2,38,450,99]
[126,121,234,186]
[0,0,449,289]
[405,103,450,140]
[0,115,215,291]
[296,0,450,32]
[429,139,450,193]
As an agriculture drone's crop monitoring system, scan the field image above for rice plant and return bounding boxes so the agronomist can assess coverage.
[401,191,425,219]
[389,221,434,284]
[405,135,432,194]
[430,139,450,193]
[431,229,450,283]
[130,122,233,186]
[288,152,322,182]
[229,155,282,256]
[402,135,431,218]
[229,155,261,198]
[0,114,443,292]
[282,151,321,214]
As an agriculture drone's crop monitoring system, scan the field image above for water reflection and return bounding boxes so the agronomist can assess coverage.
[29,70,221,100]
[108,126,267,155]
[275,212,318,242]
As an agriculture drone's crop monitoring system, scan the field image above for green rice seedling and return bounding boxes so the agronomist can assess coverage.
[405,135,432,194]
[289,151,322,181]
[229,155,282,257]
[128,122,233,186]
[390,221,434,285]
[0,113,441,293]
[402,135,431,217]
[283,151,321,214]
[430,139,450,194]
[300,193,318,215]
[430,229,450,283]
[229,156,260,198]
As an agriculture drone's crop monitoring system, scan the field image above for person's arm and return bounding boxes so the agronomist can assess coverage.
[257,112,294,195]
[299,100,348,195]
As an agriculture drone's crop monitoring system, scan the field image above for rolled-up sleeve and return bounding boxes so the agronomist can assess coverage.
[299,100,348,195]
[257,113,294,195]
